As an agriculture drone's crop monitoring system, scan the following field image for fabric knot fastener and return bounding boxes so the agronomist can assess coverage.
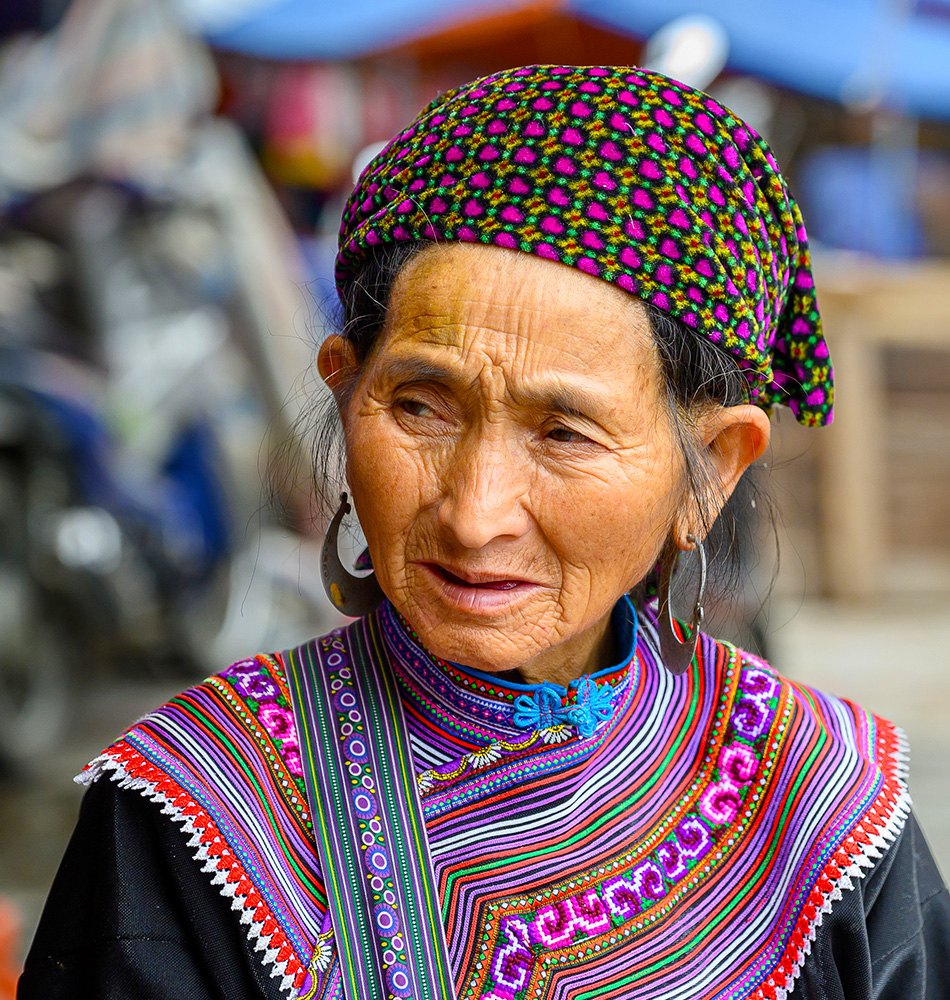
[512,677,615,738]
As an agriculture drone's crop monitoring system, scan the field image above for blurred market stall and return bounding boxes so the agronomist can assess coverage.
[180,0,950,121]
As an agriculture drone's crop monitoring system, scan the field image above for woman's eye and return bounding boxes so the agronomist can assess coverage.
[396,398,435,418]
[546,425,593,444]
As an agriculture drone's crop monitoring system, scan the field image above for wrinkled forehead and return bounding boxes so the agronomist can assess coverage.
[369,242,662,403]
[384,242,653,353]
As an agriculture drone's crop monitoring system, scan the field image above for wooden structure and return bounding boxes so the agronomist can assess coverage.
[813,256,950,599]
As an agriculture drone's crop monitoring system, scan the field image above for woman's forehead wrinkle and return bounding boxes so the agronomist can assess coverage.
[375,326,626,424]
[406,311,464,349]
[382,248,664,418]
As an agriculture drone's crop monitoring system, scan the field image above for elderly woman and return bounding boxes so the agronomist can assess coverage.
[21,66,949,1000]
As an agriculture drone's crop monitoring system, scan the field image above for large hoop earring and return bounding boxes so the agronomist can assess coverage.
[321,493,385,617]
[657,532,707,676]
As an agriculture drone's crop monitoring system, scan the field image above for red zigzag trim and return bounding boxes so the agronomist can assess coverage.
[81,742,309,995]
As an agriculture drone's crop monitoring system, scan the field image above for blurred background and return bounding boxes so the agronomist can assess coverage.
[1,0,949,988]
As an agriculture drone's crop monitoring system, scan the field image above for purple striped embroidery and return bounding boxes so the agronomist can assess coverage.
[478,657,779,998]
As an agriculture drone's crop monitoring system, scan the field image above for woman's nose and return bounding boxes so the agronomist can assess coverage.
[436,434,530,549]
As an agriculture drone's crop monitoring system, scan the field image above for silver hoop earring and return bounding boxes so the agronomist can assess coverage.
[657,533,707,676]
[321,493,385,617]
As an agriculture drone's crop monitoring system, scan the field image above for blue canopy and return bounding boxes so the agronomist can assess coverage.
[202,0,533,62]
[199,0,950,120]
[576,0,950,120]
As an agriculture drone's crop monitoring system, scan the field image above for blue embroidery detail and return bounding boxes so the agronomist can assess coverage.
[505,598,634,738]
[564,676,616,738]
[511,678,616,738]
[512,684,571,730]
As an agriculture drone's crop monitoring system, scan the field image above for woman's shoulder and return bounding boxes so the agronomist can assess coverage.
[710,633,911,878]
[685,635,918,995]
[709,633,908,783]
[78,646,332,997]
[697,634,911,847]
[82,650,305,800]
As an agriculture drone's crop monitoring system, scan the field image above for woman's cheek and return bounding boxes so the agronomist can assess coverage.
[347,420,433,570]
[541,463,671,589]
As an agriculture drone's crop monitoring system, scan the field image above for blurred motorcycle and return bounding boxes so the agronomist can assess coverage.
[0,177,334,770]
[0,0,346,770]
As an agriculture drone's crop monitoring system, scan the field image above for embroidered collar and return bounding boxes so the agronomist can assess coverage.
[380,597,639,744]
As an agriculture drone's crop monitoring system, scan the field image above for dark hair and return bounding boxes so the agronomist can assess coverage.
[312,241,769,610]
[642,302,768,610]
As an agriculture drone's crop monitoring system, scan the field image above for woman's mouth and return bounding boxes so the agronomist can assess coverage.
[437,566,521,590]
[421,562,539,611]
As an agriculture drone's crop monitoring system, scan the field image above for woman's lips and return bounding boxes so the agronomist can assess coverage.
[438,566,521,590]
[421,562,540,611]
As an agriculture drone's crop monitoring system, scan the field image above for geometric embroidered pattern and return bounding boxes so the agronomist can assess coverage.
[80,603,908,999]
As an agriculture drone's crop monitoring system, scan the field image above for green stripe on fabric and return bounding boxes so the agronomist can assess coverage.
[286,643,377,1000]
[366,617,455,999]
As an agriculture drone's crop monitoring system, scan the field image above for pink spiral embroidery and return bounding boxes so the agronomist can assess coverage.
[700,781,743,826]
[631,860,666,903]
[534,900,575,947]
[731,698,769,740]
[491,917,534,991]
[656,839,688,881]
[720,744,758,783]
[676,816,712,859]
[741,667,779,702]
[603,875,640,921]
[572,890,612,935]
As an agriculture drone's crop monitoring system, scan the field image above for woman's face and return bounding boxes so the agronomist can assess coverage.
[322,242,766,681]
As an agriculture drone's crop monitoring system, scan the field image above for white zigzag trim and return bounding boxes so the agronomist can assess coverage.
[754,726,912,1000]
[78,750,300,996]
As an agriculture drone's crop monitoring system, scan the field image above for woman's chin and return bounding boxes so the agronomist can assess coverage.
[412,622,539,676]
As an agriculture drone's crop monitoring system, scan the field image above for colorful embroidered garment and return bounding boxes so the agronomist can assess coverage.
[336,65,833,426]
[78,600,908,1000]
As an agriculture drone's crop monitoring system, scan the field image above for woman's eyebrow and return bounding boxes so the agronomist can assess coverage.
[376,354,606,419]
[376,356,461,386]
[512,384,606,420]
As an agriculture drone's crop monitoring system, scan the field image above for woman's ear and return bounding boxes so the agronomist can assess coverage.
[317,334,359,401]
[674,404,770,548]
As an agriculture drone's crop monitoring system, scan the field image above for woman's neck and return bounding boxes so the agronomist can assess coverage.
[512,613,619,687]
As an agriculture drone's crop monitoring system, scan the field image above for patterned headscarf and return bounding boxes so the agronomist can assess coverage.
[336,65,833,426]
